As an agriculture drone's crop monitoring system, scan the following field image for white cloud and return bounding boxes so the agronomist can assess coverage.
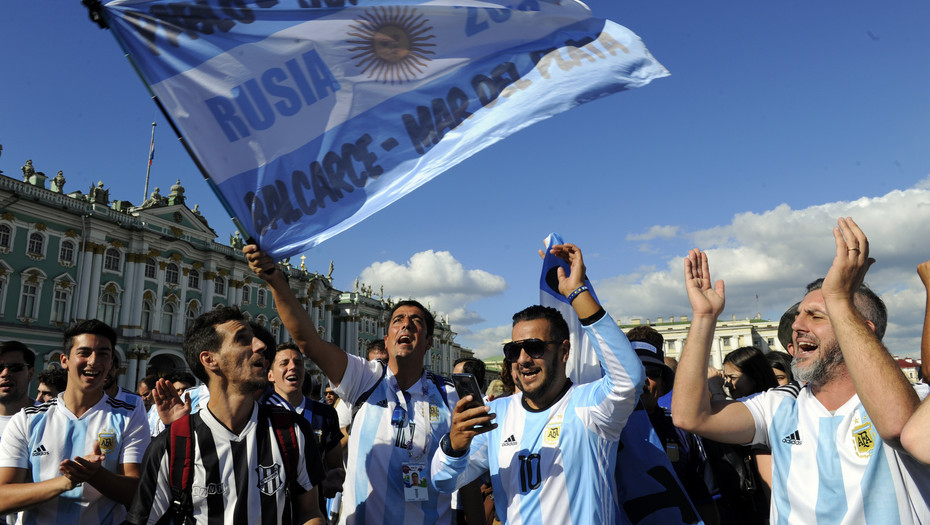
[359,250,507,329]
[455,324,513,360]
[598,183,930,358]
[626,225,681,242]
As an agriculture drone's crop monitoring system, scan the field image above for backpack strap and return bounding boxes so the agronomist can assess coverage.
[167,413,196,525]
[265,406,301,485]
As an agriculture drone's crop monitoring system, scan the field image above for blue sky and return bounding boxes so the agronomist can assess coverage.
[2,1,929,359]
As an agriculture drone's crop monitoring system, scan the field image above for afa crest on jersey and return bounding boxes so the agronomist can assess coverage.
[98,428,117,454]
[544,423,562,446]
[429,403,440,422]
[852,421,876,458]
[257,463,283,496]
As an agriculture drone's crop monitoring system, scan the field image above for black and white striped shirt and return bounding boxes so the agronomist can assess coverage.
[128,402,324,525]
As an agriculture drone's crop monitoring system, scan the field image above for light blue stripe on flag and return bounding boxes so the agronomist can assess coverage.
[102,1,668,258]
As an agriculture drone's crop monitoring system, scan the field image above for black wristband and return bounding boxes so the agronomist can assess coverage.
[440,433,467,458]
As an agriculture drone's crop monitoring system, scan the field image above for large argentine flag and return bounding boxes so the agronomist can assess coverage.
[101,1,668,258]
[539,233,703,524]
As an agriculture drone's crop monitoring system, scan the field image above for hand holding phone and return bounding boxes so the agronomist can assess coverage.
[452,373,485,410]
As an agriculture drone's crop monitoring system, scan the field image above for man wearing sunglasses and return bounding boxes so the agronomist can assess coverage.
[245,244,459,525]
[431,243,645,524]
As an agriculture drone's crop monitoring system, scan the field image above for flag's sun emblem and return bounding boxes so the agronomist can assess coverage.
[347,6,436,84]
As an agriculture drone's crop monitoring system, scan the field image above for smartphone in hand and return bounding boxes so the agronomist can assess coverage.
[452,373,486,410]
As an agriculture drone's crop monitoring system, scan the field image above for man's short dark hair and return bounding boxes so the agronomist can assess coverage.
[276,341,300,355]
[139,374,158,391]
[511,305,569,343]
[168,371,197,389]
[183,306,245,383]
[390,300,435,337]
[805,279,888,340]
[366,339,386,359]
[36,367,67,392]
[454,357,486,386]
[63,319,117,355]
[0,341,35,368]
[625,325,665,352]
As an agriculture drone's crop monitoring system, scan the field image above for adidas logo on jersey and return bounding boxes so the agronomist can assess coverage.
[31,445,50,457]
[502,435,518,447]
[782,430,802,445]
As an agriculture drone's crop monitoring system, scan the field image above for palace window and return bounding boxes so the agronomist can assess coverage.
[144,258,157,279]
[142,300,153,332]
[59,240,75,265]
[19,283,38,320]
[214,276,226,296]
[98,292,117,327]
[188,269,201,290]
[162,303,176,334]
[0,225,11,250]
[51,288,70,323]
[27,232,44,256]
[104,248,121,272]
[165,263,179,285]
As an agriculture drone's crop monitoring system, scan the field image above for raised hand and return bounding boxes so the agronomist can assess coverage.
[243,244,279,279]
[821,217,875,303]
[153,378,192,425]
[917,260,930,288]
[684,249,724,317]
[547,243,587,298]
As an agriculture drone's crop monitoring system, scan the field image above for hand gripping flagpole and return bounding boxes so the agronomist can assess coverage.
[81,0,257,246]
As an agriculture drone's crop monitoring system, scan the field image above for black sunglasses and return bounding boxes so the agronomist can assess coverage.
[502,339,560,361]
[0,363,28,373]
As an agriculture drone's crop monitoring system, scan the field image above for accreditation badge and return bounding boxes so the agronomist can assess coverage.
[402,463,428,502]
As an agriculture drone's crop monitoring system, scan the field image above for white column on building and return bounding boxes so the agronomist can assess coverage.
[130,251,147,328]
[154,262,167,329]
[138,347,150,378]
[75,243,96,319]
[86,246,105,320]
[324,304,333,343]
[119,254,138,328]
[203,265,215,310]
[226,272,235,304]
[126,347,139,388]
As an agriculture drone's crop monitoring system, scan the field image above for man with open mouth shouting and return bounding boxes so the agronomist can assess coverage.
[246,243,461,525]
[672,217,930,525]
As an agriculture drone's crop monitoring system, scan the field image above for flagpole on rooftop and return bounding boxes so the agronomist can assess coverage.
[85,3,252,243]
[143,121,156,202]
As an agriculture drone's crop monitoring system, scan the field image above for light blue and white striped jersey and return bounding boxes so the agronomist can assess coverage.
[432,312,644,525]
[113,386,144,410]
[334,354,457,525]
[146,384,209,436]
[0,393,151,525]
[743,382,930,525]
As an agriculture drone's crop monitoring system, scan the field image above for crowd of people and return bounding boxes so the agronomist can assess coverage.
[0,217,928,524]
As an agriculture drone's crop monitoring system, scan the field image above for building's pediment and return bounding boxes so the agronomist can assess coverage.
[136,204,216,239]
